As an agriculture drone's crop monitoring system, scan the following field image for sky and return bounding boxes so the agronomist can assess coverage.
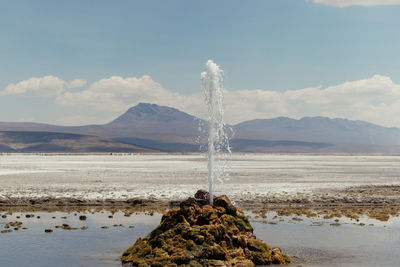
[1,0,400,126]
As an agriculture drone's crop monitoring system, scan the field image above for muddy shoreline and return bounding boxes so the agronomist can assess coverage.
[1,184,399,207]
[1,185,400,222]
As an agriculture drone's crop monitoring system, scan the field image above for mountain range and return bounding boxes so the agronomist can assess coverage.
[1,103,400,153]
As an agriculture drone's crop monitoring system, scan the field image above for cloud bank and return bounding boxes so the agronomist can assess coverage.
[2,74,400,127]
[0,76,86,97]
[311,0,400,7]
[223,75,400,127]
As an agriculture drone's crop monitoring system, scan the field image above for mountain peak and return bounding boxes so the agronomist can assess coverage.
[127,103,159,115]
[108,103,199,125]
[126,103,182,116]
[103,102,201,143]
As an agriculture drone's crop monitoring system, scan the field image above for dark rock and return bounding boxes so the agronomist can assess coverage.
[214,195,237,215]
[56,224,78,230]
[121,194,290,266]
[195,189,210,200]
[195,189,223,205]
[9,221,22,227]
[79,215,87,221]
[179,197,197,209]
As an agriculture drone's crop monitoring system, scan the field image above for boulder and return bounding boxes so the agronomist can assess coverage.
[121,193,290,266]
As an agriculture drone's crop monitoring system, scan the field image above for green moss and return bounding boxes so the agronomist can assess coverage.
[247,238,271,252]
[121,195,290,266]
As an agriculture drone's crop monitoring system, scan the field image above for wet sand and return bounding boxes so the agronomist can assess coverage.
[2,184,400,213]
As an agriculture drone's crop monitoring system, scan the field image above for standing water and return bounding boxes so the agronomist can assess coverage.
[201,60,231,205]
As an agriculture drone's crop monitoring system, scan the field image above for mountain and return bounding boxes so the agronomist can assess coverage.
[0,103,202,144]
[102,103,202,142]
[1,103,400,153]
[233,116,400,146]
[0,131,155,153]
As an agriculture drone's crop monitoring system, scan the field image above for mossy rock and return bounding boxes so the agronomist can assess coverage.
[121,194,290,266]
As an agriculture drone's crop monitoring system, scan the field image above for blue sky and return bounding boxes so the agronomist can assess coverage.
[1,0,400,126]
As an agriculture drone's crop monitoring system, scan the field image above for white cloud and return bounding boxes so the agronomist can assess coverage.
[4,73,400,127]
[53,73,400,127]
[0,76,66,97]
[66,79,87,88]
[311,0,400,7]
[225,75,400,126]
[0,76,86,97]
[55,75,200,114]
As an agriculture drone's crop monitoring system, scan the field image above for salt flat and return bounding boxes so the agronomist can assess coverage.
[0,153,400,201]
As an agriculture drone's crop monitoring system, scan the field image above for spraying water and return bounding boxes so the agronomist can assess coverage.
[201,60,231,205]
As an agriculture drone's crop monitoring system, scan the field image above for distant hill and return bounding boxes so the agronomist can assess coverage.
[0,131,155,153]
[1,103,400,153]
[233,116,400,146]
[0,103,201,143]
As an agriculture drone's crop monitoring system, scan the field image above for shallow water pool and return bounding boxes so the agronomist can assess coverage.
[0,208,399,267]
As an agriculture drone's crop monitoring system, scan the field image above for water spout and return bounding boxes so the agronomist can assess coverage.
[201,60,231,205]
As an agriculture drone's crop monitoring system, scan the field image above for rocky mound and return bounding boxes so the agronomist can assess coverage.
[121,192,290,266]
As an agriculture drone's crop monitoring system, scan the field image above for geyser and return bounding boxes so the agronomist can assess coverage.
[201,60,231,205]
[120,62,291,266]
